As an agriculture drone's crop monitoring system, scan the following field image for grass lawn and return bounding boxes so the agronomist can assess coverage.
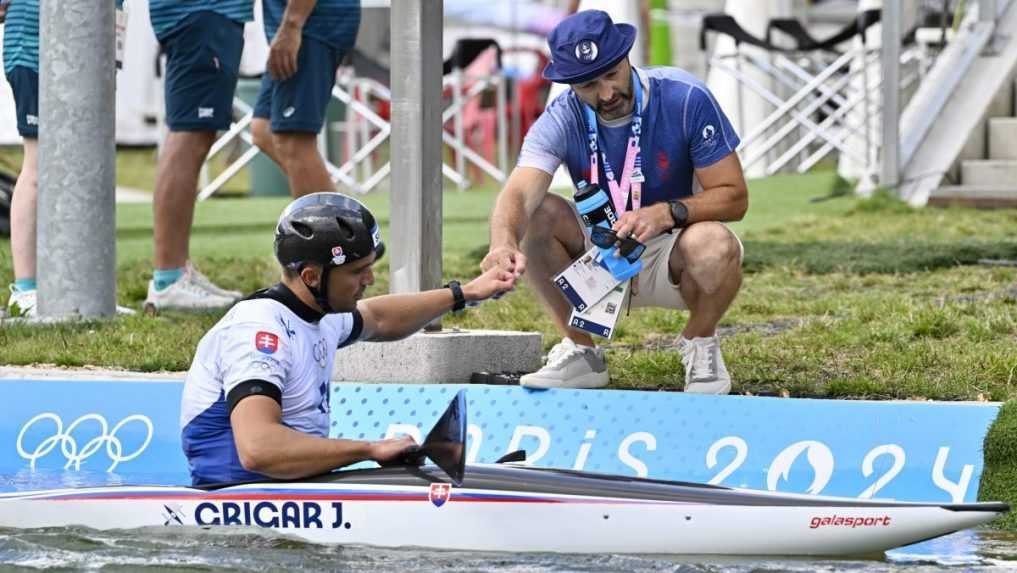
[2,154,1017,524]
[3,165,1015,398]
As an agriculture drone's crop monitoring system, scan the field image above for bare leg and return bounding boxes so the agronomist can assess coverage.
[669,222,743,339]
[251,118,288,173]
[272,131,334,197]
[10,138,38,282]
[153,130,216,270]
[520,194,596,346]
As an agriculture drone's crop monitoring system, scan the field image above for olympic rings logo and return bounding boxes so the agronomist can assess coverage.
[16,413,154,472]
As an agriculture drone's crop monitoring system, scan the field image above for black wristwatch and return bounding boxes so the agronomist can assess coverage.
[667,199,689,229]
[445,280,466,312]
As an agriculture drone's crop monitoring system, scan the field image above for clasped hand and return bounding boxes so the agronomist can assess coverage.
[611,203,673,244]
[462,264,516,303]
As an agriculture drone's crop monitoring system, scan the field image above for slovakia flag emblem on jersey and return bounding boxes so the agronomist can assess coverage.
[429,483,451,508]
[255,331,280,354]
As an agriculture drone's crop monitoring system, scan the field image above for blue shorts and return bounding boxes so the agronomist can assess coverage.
[161,11,244,131]
[253,36,342,133]
[4,67,38,138]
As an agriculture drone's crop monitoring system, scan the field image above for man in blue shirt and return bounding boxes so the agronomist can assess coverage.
[249,0,359,197]
[144,0,254,312]
[482,10,748,394]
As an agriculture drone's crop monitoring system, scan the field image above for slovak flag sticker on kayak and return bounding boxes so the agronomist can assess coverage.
[429,483,451,508]
[255,331,280,355]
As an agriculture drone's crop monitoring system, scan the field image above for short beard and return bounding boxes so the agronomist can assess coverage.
[597,82,633,117]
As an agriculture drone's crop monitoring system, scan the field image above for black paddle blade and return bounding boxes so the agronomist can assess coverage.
[418,389,467,486]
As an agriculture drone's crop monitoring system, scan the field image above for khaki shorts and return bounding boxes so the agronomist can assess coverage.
[568,203,744,310]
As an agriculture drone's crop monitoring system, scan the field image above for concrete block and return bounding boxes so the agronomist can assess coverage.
[962,159,1017,185]
[988,79,1015,119]
[989,117,1017,160]
[951,115,987,183]
[929,185,1017,208]
[332,329,542,384]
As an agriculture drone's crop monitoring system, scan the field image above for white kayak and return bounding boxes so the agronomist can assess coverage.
[0,391,1007,556]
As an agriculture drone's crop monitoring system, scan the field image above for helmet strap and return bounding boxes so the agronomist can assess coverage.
[303,264,334,314]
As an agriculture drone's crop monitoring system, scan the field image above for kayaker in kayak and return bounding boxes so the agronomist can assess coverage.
[179,193,514,485]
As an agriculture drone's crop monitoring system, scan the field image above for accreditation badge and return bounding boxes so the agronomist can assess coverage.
[568,281,628,339]
[553,245,623,313]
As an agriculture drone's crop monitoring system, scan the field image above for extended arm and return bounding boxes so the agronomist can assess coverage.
[356,266,515,342]
[481,166,554,275]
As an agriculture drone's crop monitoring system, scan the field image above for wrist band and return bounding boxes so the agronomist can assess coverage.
[445,280,466,312]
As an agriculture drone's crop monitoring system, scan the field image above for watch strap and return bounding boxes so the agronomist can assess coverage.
[668,199,689,230]
[445,280,466,312]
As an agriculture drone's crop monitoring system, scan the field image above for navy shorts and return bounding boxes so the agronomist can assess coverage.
[4,66,38,138]
[253,36,342,133]
[161,11,244,131]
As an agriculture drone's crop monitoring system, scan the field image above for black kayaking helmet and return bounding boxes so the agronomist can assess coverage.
[274,192,385,312]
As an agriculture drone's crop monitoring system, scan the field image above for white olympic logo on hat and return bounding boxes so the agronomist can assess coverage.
[575,40,599,63]
[16,413,154,472]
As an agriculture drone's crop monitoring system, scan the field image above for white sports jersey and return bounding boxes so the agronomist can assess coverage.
[180,284,361,485]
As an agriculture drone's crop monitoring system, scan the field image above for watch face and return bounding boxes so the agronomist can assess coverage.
[671,201,688,226]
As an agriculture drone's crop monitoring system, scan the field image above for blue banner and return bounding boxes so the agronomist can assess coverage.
[330,385,1000,503]
[0,380,189,487]
[0,379,1000,503]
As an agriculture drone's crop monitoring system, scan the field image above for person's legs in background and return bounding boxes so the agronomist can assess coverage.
[149,128,243,308]
[252,37,339,198]
[250,74,289,174]
[7,137,37,316]
[5,61,135,318]
[250,117,288,171]
[272,131,334,197]
[145,12,245,312]
[5,64,40,317]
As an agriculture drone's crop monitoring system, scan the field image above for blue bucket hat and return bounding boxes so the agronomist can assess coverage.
[542,10,636,84]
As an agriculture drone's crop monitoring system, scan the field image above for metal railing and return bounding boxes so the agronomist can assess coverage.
[197,65,511,199]
[704,25,931,179]
[702,0,1013,192]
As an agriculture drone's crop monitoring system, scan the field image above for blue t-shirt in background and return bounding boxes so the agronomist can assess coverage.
[3,0,39,73]
[149,0,254,41]
[261,0,360,52]
[518,67,740,207]
[3,0,127,74]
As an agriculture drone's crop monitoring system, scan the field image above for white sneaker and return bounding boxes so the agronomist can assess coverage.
[6,286,135,318]
[186,261,242,301]
[678,335,732,395]
[520,338,609,389]
[7,285,37,318]
[144,269,236,312]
